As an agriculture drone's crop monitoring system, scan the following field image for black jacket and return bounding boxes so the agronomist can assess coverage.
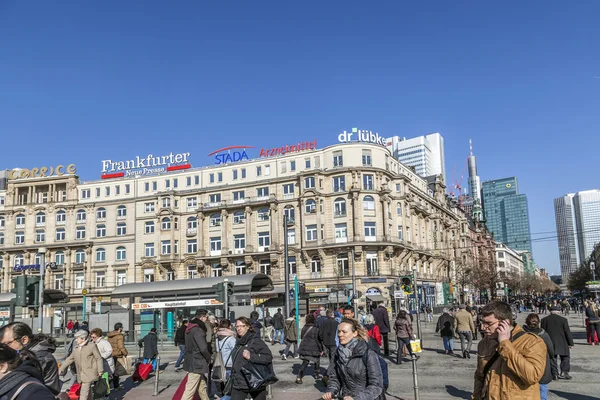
[272,312,285,330]
[175,325,186,347]
[138,332,159,359]
[27,337,60,395]
[541,314,574,356]
[183,319,212,374]
[523,326,555,385]
[298,324,323,359]
[318,318,339,347]
[585,306,600,323]
[372,306,390,334]
[327,340,384,400]
[0,361,56,400]
[435,313,454,337]
[231,332,273,391]
[251,320,263,340]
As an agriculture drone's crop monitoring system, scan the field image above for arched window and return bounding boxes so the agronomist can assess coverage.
[233,211,245,224]
[15,231,25,244]
[96,207,106,220]
[76,226,86,240]
[15,213,25,226]
[210,213,222,227]
[311,256,321,273]
[257,208,269,222]
[55,251,65,265]
[35,229,45,243]
[396,202,402,216]
[117,205,127,217]
[0,232,3,245]
[0,215,4,229]
[116,246,126,261]
[116,222,126,236]
[76,209,86,223]
[187,216,197,229]
[14,254,24,266]
[36,212,46,225]
[56,210,66,224]
[161,217,171,230]
[75,249,86,264]
[363,195,375,211]
[96,248,106,262]
[34,253,42,265]
[96,224,106,237]
[337,253,349,277]
[283,206,295,222]
[305,199,316,214]
[334,198,346,217]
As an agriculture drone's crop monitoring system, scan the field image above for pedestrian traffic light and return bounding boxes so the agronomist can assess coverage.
[10,276,27,307]
[26,276,41,307]
[400,276,414,294]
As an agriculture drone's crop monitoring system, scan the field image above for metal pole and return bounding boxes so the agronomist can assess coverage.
[283,215,290,319]
[82,295,87,323]
[134,179,138,284]
[294,276,300,342]
[351,249,357,317]
[413,269,421,340]
[38,248,46,333]
[224,278,229,320]
[152,355,160,396]
[411,356,420,400]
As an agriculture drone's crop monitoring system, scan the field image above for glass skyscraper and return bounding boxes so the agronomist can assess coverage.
[482,177,533,255]
[554,190,600,282]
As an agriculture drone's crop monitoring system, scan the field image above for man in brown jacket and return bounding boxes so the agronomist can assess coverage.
[107,322,128,390]
[473,301,546,400]
[454,304,476,359]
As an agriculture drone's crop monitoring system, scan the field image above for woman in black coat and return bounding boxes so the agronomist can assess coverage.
[322,318,384,400]
[229,317,274,400]
[296,314,324,384]
[0,346,56,400]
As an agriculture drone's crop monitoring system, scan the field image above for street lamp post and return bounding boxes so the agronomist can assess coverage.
[38,247,47,333]
[351,248,357,316]
[283,215,292,318]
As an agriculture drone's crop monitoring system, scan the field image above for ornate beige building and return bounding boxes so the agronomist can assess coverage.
[0,142,470,310]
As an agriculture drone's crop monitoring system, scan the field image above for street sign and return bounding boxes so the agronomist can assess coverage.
[496,289,505,297]
[394,291,405,299]
[81,289,88,296]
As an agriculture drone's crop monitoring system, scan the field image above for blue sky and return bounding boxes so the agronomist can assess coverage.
[1,1,599,275]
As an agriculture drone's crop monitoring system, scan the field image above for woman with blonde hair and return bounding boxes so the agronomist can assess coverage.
[322,318,384,400]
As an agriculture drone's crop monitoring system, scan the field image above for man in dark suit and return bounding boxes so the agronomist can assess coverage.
[372,302,391,356]
[542,305,574,380]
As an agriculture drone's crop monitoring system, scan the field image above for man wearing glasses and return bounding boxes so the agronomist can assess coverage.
[473,301,546,400]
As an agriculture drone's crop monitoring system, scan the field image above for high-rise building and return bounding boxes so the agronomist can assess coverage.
[554,190,600,282]
[386,133,446,182]
[482,177,533,255]
[467,140,483,222]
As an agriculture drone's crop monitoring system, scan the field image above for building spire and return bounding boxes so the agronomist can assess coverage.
[469,139,473,156]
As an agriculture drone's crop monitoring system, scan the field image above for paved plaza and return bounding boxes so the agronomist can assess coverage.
[90,312,600,400]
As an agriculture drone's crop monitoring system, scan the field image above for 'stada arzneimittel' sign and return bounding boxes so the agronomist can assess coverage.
[101,152,191,179]
[338,128,387,146]
[132,299,222,310]
[259,139,317,157]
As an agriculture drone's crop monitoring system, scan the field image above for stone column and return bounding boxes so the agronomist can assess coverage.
[221,210,229,253]
[245,206,253,252]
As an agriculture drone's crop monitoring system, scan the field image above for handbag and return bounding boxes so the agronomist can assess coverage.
[410,339,422,353]
[92,375,109,399]
[68,383,81,400]
[115,356,131,376]
[212,337,233,382]
[240,362,278,391]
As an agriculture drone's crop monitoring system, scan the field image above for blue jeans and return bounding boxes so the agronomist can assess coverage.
[442,336,454,352]
[539,383,548,400]
[273,329,284,344]
[175,345,185,368]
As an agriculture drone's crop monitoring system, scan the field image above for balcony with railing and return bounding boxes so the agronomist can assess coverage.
[56,220,66,226]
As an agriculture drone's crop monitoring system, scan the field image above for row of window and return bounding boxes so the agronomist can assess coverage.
[0,207,127,230]
[8,222,128,245]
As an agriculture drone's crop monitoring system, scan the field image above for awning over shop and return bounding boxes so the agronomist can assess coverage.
[366,294,387,303]
[111,273,273,298]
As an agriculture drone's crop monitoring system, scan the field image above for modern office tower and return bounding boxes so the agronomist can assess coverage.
[482,177,533,254]
[386,133,446,182]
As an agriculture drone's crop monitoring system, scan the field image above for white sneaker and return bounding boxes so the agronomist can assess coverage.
[282,354,287,360]
[293,355,299,359]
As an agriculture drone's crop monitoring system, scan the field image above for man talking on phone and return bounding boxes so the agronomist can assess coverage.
[473,301,546,400]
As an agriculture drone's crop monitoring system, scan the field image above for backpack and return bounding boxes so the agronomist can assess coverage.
[362,349,388,399]
[211,337,233,382]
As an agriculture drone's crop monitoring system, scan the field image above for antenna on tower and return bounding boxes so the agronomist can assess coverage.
[469,139,473,156]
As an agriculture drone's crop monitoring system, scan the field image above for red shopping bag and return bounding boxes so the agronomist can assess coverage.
[132,362,153,381]
[67,383,81,400]
[172,374,201,400]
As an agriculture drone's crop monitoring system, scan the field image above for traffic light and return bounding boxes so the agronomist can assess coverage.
[225,281,234,297]
[400,276,414,294]
[213,282,225,303]
[26,276,41,307]
[11,276,27,307]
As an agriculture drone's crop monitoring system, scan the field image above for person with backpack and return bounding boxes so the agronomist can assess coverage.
[321,318,384,400]
[523,313,555,400]
[138,328,159,371]
[296,314,323,384]
[213,319,236,398]
[0,345,56,400]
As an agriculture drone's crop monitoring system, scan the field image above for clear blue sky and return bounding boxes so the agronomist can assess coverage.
[1,1,599,275]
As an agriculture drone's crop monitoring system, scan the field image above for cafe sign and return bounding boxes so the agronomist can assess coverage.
[9,164,76,180]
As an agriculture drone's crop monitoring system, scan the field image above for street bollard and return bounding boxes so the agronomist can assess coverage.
[153,356,160,396]
[411,356,420,400]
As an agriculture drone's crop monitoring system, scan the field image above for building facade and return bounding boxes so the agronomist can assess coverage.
[482,177,533,254]
[496,243,524,280]
[554,190,600,282]
[0,142,469,312]
[386,133,446,183]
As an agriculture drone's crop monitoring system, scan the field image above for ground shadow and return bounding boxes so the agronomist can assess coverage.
[550,390,600,400]
[445,385,471,399]
[289,363,327,393]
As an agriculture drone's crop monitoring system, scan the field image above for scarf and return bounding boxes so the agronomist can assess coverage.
[337,338,359,365]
